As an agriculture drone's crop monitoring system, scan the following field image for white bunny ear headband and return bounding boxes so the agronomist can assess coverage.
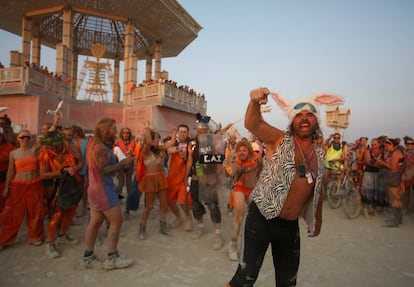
[270,92,344,125]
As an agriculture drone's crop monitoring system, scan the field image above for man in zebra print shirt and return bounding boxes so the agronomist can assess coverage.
[228,87,343,287]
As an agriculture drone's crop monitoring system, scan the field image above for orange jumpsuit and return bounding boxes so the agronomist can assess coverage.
[0,142,15,211]
[38,144,80,243]
[167,143,192,205]
[0,156,46,246]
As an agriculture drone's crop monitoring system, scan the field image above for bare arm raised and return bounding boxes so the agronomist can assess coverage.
[245,87,284,150]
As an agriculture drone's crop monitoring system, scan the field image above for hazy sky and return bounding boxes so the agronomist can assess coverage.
[1,0,413,142]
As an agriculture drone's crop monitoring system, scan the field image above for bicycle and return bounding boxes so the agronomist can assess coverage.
[326,164,362,219]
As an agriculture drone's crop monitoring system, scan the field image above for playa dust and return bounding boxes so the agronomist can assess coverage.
[0,192,413,287]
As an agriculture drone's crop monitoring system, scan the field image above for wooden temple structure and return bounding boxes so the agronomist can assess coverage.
[0,0,205,139]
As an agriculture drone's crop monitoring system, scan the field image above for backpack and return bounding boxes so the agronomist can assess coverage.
[57,172,83,210]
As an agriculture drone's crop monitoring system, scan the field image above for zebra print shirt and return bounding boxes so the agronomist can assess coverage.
[251,134,324,233]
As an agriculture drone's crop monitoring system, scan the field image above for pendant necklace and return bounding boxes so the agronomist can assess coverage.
[295,138,315,184]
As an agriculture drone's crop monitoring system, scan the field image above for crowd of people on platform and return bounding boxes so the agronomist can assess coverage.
[23,61,64,81]
[0,91,413,283]
[135,77,205,99]
[0,61,63,80]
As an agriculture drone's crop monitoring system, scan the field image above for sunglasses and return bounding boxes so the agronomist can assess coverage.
[19,135,31,140]
[406,142,414,145]
[293,102,317,113]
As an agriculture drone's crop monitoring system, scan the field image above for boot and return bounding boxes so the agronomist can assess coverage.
[382,208,399,227]
[138,224,146,240]
[396,208,403,225]
[159,221,169,236]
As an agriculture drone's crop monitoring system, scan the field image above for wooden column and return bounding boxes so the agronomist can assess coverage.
[145,55,153,81]
[31,37,41,67]
[21,17,32,64]
[113,58,120,103]
[123,20,137,105]
[56,8,74,98]
[154,43,162,80]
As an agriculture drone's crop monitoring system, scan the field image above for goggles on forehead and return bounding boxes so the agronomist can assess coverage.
[293,102,317,113]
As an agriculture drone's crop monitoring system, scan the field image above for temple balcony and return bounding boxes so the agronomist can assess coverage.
[0,67,208,117]
[0,66,66,97]
[131,81,207,114]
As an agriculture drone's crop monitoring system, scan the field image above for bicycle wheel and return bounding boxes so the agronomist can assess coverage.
[327,180,342,209]
[343,184,361,219]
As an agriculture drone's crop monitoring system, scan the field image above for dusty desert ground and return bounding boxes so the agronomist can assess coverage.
[0,191,413,287]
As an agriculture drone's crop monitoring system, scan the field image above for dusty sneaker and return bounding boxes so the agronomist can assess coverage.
[228,241,238,261]
[44,242,60,258]
[191,226,205,240]
[104,252,133,270]
[57,234,79,245]
[138,224,146,240]
[227,206,234,217]
[169,217,183,229]
[31,240,43,246]
[212,233,224,250]
[80,254,102,270]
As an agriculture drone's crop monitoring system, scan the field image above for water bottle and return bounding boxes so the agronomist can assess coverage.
[195,161,203,176]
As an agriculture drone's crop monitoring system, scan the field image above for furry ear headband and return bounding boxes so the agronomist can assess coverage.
[270,92,344,125]
[196,113,210,123]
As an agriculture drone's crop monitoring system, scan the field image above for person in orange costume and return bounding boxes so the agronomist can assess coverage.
[224,133,238,215]
[166,124,192,231]
[38,129,83,258]
[137,121,175,240]
[0,130,46,251]
[224,139,262,261]
[0,127,15,212]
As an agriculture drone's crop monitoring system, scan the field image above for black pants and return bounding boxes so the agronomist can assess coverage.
[190,179,221,223]
[228,201,300,287]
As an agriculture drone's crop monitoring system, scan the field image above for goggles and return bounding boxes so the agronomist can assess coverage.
[293,102,317,113]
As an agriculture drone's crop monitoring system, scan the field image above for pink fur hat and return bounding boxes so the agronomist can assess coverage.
[270,92,344,126]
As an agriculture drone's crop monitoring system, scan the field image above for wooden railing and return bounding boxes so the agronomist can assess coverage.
[0,67,67,95]
[0,67,207,112]
[131,82,207,110]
